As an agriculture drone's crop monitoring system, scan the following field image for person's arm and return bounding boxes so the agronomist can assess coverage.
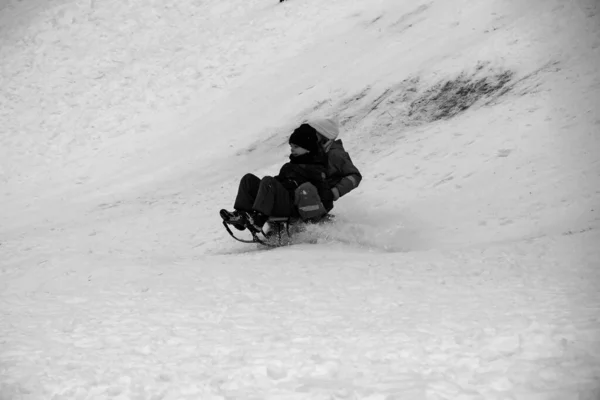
[330,150,362,199]
[275,163,301,190]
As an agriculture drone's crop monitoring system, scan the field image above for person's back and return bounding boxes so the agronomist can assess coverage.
[306,117,362,202]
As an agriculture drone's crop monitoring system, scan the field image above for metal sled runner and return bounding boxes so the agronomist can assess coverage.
[222,216,297,247]
[221,213,335,247]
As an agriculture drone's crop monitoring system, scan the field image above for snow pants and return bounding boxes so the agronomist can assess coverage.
[233,173,296,218]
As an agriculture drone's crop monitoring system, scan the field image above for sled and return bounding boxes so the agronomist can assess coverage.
[221,212,334,247]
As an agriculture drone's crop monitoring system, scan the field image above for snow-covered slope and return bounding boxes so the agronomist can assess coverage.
[1,0,599,398]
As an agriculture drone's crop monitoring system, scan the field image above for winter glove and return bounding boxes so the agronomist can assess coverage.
[332,187,340,201]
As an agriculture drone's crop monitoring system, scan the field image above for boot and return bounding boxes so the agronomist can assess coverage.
[219,209,247,231]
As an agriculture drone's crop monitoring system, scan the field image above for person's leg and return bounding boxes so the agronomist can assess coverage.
[221,174,263,231]
[233,173,261,212]
[252,176,295,218]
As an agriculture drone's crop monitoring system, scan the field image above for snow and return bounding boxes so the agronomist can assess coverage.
[1,0,600,398]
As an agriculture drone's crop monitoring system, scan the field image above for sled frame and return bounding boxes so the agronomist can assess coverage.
[222,214,334,247]
[222,216,294,247]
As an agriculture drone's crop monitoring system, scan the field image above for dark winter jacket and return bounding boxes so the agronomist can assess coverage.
[275,149,334,210]
[326,140,362,198]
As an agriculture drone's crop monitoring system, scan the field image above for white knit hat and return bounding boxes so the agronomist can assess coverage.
[307,117,339,140]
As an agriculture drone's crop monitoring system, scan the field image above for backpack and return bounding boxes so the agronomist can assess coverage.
[294,182,327,221]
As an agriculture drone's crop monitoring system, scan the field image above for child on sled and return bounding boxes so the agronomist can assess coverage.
[220,123,334,233]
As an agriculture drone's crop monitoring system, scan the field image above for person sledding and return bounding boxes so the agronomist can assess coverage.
[308,117,362,202]
[220,123,334,241]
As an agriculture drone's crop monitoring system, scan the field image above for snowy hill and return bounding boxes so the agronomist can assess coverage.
[1,0,599,398]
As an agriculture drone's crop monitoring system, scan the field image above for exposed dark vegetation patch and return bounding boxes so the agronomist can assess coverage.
[369,15,383,25]
[562,226,595,236]
[329,63,544,132]
[237,61,559,156]
[337,87,372,125]
[407,70,514,122]
[339,87,371,107]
